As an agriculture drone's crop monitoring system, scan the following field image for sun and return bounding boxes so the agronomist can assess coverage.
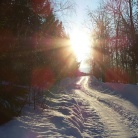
[70,29,91,62]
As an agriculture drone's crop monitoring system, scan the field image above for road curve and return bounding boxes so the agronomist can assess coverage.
[74,76,138,138]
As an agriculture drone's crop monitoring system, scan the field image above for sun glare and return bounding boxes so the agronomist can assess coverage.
[70,29,91,62]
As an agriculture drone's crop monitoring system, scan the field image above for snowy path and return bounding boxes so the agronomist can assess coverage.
[75,77,138,137]
[76,90,131,138]
[0,76,138,138]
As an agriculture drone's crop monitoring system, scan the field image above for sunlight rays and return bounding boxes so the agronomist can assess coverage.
[70,29,91,62]
[69,28,91,73]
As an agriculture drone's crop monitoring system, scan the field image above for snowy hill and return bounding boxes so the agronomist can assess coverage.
[0,76,138,138]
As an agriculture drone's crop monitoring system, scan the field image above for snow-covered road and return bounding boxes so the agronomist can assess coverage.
[75,77,138,138]
[0,76,138,138]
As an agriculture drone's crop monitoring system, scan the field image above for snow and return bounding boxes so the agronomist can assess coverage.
[0,76,138,138]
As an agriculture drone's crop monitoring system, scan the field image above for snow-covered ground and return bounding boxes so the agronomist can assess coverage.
[0,76,138,138]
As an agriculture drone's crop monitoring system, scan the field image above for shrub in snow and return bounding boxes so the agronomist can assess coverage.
[0,85,28,124]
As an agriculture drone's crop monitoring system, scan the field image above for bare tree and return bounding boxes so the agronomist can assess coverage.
[88,4,111,81]
[87,0,138,83]
[104,0,138,83]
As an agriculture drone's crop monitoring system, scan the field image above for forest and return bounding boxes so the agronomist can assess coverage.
[0,0,78,124]
[89,0,138,84]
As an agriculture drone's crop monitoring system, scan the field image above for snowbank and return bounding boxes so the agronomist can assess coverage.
[0,76,138,138]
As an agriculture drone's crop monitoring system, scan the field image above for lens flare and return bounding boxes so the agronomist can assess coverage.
[70,29,91,62]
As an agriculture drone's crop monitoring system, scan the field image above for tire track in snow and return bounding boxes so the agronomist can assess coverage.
[81,77,138,137]
[77,99,108,138]
[75,76,138,138]
[75,90,132,138]
[98,98,138,137]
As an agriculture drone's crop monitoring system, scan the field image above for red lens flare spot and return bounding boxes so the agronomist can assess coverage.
[105,68,129,84]
[31,67,55,89]
[105,68,130,93]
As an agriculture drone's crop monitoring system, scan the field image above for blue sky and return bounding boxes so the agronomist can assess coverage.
[66,0,101,32]
[74,0,100,23]
[56,0,101,33]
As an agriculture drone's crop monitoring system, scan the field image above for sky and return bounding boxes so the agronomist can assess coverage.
[71,0,101,73]
[72,0,100,26]
[56,0,101,33]
[58,0,101,73]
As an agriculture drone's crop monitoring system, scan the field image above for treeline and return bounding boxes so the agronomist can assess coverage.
[0,0,78,124]
[88,0,138,84]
